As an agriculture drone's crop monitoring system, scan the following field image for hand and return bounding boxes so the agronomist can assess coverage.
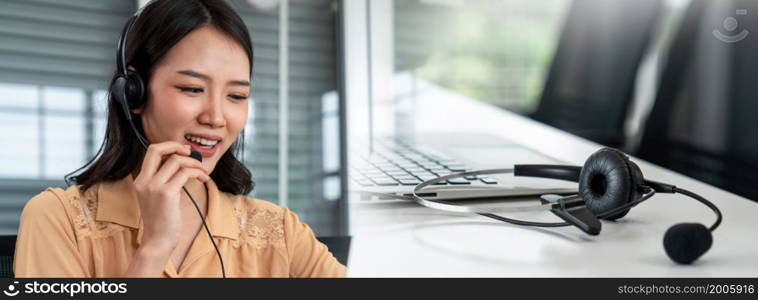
[132,142,210,253]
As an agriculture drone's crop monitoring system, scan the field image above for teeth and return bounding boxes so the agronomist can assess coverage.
[184,135,219,147]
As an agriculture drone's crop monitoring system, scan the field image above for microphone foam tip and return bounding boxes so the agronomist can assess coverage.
[663,223,712,264]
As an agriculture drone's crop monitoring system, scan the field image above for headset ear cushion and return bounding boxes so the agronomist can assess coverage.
[111,76,128,105]
[125,71,145,110]
[578,148,638,220]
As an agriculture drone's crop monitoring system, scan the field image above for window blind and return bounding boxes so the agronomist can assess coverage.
[0,0,135,234]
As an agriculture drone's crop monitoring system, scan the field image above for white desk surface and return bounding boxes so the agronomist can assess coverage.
[345,81,758,277]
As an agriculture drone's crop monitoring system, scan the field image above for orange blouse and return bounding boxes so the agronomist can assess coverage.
[13,174,346,278]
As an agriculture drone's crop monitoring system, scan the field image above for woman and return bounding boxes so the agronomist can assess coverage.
[13,0,346,278]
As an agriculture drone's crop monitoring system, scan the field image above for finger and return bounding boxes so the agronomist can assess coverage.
[152,154,206,185]
[164,168,210,193]
[140,142,191,180]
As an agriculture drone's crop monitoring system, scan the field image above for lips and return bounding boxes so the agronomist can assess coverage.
[185,134,219,147]
[184,134,222,158]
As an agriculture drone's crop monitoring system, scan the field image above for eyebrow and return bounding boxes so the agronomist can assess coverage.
[176,69,250,87]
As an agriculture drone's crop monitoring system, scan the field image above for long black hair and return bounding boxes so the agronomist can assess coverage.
[66,0,254,195]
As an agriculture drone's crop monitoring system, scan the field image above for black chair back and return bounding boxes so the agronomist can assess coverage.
[637,0,758,201]
[316,236,351,266]
[531,0,662,147]
[0,235,16,278]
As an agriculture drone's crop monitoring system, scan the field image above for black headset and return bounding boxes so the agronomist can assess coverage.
[411,147,723,265]
[112,14,148,148]
[112,13,227,277]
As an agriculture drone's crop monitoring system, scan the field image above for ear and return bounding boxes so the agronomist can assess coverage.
[127,65,137,72]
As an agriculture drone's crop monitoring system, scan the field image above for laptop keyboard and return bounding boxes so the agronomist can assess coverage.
[351,141,499,187]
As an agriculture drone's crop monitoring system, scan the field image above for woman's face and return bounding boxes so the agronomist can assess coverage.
[137,25,250,174]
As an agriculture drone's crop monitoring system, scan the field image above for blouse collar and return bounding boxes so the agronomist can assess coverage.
[94,174,241,243]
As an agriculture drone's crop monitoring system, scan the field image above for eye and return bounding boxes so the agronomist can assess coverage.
[176,86,204,94]
[229,94,249,101]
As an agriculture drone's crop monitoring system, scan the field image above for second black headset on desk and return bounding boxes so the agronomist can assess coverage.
[411,148,723,265]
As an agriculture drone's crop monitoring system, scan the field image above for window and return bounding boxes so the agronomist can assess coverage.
[393,0,570,114]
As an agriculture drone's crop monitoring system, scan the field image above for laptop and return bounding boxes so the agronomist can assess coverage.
[348,132,577,201]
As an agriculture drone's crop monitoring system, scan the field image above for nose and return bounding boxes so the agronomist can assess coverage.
[198,94,226,128]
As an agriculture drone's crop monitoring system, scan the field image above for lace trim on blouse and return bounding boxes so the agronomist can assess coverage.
[233,205,285,249]
[67,191,129,240]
